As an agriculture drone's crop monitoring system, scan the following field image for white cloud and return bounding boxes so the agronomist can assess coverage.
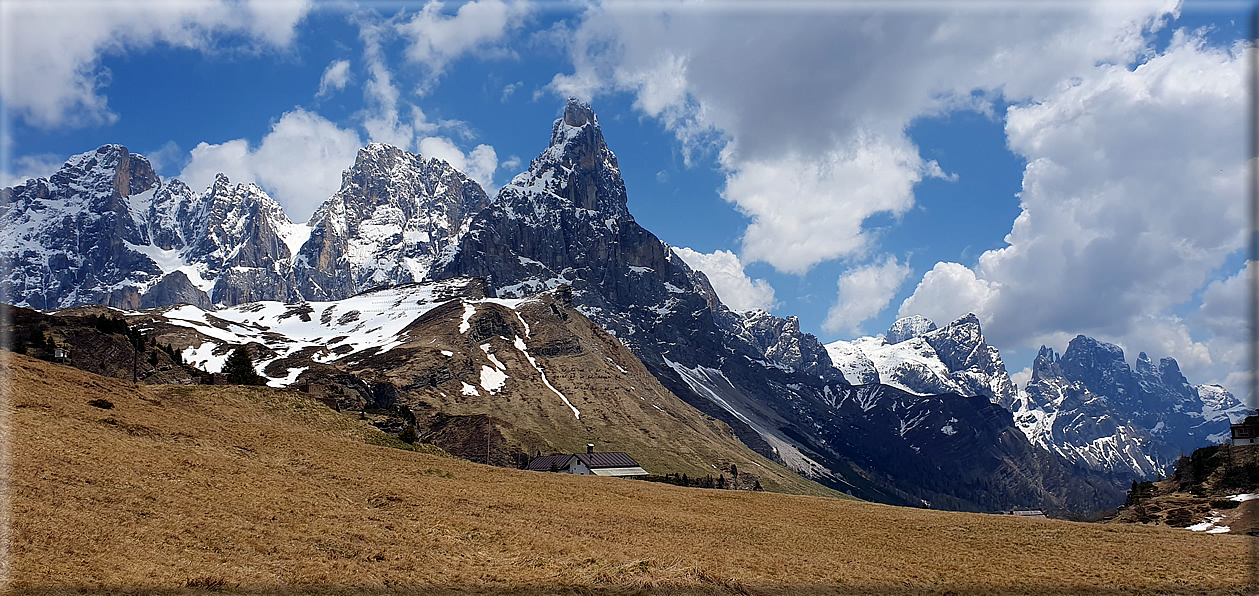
[0,0,310,128]
[418,136,498,192]
[317,59,352,97]
[359,19,417,150]
[397,0,530,90]
[1194,261,1255,398]
[824,255,911,334]
[1199,261,1253,345]
[349,14,501,193]
[723,137,940,274]
[501,81,523,102]
[898,262,997,331]
[1009,367,1032,392]
[179,108,362,221]
[672,247,777,313]
[899,31,1248,387]
[548,3,1177,274]
[143,141,184,177]
[0,154,66,188]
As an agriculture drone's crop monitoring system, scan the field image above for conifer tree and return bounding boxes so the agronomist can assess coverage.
[223,346,265,385]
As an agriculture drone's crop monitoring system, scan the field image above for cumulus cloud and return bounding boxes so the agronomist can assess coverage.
[418,136,498,191]
[824,256,912,334]
[898,262,997,331]
[317,59,352,97]
[1199,261,1254,345]
[548,2,1177,274]
[1194,261,1255,398]
[0,0,310,128]
[724,137,941,274]
[142,141,184,177]
[0,153,66,188]
[1009,367,1033,393]
[179,108,362,221]
[350,14,502,193]
[397,0,530,90]
[672,247,777,313]
[899,31,1248,385]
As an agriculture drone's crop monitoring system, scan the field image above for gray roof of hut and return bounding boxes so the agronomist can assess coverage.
[526,451,643,471]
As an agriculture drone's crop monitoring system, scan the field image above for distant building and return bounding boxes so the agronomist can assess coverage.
[1231,412,1259,446]
[1007,509,1047,518]
[53,347,70,360]
[526,444,649,478]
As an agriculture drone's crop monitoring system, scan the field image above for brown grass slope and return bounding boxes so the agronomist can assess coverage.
[347,295,828,495]
[1113,443,1259,534]
[4,354,1252,595]
[128,288,833,497]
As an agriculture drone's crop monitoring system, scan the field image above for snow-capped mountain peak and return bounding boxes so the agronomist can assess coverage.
[292,142,490,301]
[886,314,937,344]
[1007,336,1247,479]
[824,313,1014,405]
[499,98,631,222]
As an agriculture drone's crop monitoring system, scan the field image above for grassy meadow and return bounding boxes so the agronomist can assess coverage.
[3,354,1253,595]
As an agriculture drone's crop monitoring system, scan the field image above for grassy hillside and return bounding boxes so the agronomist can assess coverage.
[1114,443,1259,535]
[128,290,839,498]
[5,355,1250,595]
[348,296,837,496]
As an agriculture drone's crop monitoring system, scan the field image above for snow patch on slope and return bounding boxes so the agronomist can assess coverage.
[514,335,579,419]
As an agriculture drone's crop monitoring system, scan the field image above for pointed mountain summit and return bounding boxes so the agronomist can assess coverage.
[177,174,306,305]
[1,145,162,309]
[825,313,1015,406]
[886,315,936,345]
[435,98,720,358]
[436,101,1121,512]
[1007,335,1248,479]
[296,143,490,301]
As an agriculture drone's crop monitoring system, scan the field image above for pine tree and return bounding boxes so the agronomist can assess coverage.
[223,347,265,385]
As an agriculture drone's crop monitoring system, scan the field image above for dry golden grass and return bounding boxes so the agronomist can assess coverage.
[4,354,1253,595]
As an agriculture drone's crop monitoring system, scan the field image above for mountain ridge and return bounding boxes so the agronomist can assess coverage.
[4,99,1228,513]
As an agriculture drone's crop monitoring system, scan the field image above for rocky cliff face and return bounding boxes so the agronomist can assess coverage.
[2,142,487,310]
[1,145,163,309]
[295,143,489,300]
[734,310,846,382]
[825,314,1016,406]
[163,174,307,305]
[886,315,937,344]
[1006,336,1249,479]
[434,100,727,361]
[2,104,1139,512]
[434,99,1123,512]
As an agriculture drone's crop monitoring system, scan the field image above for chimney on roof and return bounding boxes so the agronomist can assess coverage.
[587,443,594,454]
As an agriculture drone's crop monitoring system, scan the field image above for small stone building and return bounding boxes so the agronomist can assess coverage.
[526,444,649,478]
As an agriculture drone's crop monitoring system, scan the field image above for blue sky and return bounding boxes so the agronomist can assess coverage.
[1,0,1254,401]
